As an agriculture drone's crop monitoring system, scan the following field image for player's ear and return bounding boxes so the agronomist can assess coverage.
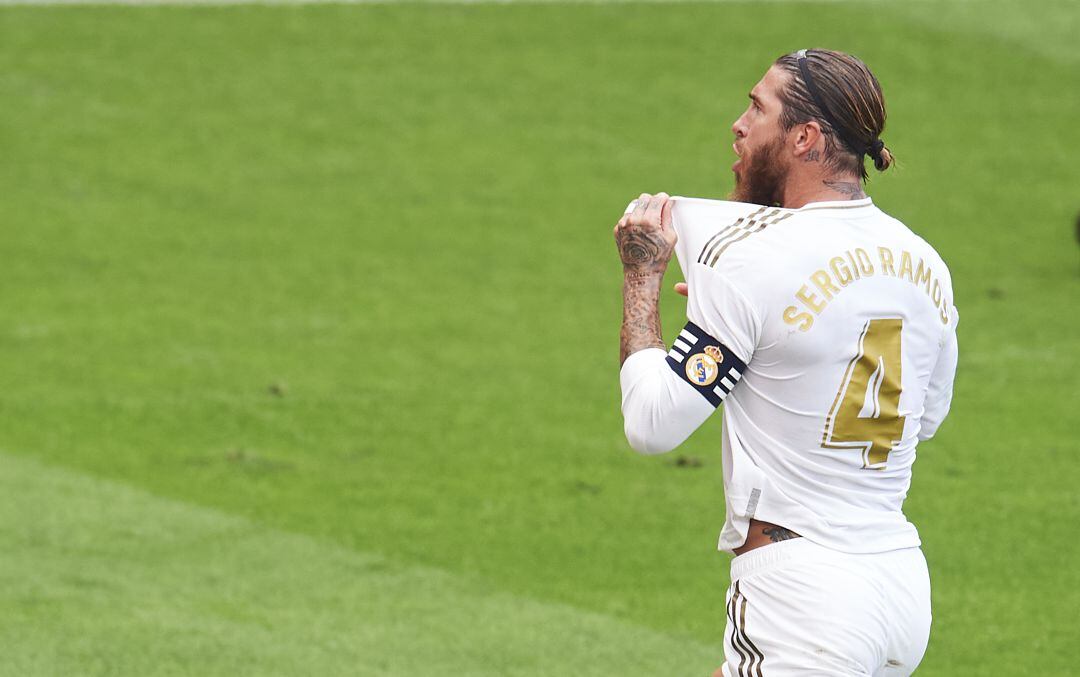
[793,121,821,157]
[808,121,825,148]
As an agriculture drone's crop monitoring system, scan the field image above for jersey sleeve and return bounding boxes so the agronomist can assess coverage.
[919,306,959,441]
[618,198,764,454]
[672,198,767,365]
[619,348,715,454]
[683,262,760,366]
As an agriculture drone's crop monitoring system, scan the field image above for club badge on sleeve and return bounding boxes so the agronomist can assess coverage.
[667,322,746,407]
[685,352,719,386]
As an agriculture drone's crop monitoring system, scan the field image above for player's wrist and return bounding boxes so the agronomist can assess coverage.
[622,267,666,283]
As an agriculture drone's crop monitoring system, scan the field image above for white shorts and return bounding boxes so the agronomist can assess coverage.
[719,538,931,677]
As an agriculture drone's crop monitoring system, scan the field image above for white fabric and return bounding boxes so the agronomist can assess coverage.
[619,197,959,554]
[620,348,713,455]
[719,538,932,677]
[918,322,958,441]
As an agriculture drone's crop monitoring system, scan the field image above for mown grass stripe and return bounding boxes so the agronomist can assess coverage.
[0,451,722,676]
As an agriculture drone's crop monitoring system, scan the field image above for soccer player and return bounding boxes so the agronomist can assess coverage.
[614,49,958,676]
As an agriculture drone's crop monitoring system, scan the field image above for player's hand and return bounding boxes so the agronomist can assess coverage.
[674,282,688,297]
[614,192,677,276]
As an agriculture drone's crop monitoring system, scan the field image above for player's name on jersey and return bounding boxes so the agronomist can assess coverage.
[783,246,952,331]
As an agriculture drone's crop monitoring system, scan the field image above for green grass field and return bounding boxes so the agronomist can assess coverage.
[1,1,1078,674]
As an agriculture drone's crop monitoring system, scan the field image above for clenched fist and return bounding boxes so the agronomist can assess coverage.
[614,192,678,276]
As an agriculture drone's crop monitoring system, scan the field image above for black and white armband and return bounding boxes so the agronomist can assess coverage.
[665,321,747,408]
[620,321,748,454]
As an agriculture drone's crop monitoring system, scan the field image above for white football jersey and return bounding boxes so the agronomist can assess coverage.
[620,197,958,554]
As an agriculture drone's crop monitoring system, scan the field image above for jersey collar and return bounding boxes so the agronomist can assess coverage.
[795,197,874,212]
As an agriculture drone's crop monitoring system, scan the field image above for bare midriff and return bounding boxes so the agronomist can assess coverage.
[732,518,803,556]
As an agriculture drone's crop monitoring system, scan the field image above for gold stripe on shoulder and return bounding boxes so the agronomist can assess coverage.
[697,206,770,264]
[706,209,791,268]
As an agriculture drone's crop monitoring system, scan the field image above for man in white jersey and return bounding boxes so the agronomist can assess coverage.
[614,49,958,676]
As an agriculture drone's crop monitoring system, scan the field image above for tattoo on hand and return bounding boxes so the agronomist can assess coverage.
[616,228,668,272]
[762,526,800,543]
[823,180,866,200]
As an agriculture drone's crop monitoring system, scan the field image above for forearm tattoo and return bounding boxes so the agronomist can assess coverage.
[619,272,665,365]
[615,207,673,365]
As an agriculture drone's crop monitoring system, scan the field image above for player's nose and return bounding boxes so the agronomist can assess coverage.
[731,115,747,139]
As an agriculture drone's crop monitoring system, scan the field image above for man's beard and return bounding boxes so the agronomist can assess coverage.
[730,137,789,206]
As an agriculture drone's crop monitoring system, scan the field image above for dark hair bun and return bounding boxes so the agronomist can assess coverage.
[873,144,894,172]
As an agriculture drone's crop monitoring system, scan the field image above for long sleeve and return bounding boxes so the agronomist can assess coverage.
[919,311,959,441]
[620,348,716,454]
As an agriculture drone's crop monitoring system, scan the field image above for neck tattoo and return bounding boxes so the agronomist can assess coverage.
[823,180,867,200]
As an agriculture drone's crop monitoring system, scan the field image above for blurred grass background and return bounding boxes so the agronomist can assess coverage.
[0,1,1077,674]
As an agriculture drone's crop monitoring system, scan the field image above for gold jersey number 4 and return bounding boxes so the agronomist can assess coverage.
[821,318,906,469]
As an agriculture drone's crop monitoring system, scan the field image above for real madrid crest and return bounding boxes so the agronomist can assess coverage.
[685,352,719,386]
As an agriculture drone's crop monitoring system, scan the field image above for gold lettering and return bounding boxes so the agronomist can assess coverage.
[844,251,862,280]
[796,284,827,315]
[939,298,950,325]
[783,305,814,332]
[914,259,932,292]
[898,250,914,282]
[811,270,841,300]
[878,247,896,276]
[829,257,854,286]
[855,248,874,276]
[931,279,942,305]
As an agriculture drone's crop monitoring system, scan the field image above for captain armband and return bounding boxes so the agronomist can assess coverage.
[666,322,747,408]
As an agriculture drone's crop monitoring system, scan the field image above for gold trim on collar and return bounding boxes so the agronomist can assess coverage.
[797,200,873,212]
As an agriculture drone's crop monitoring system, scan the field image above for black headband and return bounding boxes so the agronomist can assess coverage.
[795,49,882,161]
